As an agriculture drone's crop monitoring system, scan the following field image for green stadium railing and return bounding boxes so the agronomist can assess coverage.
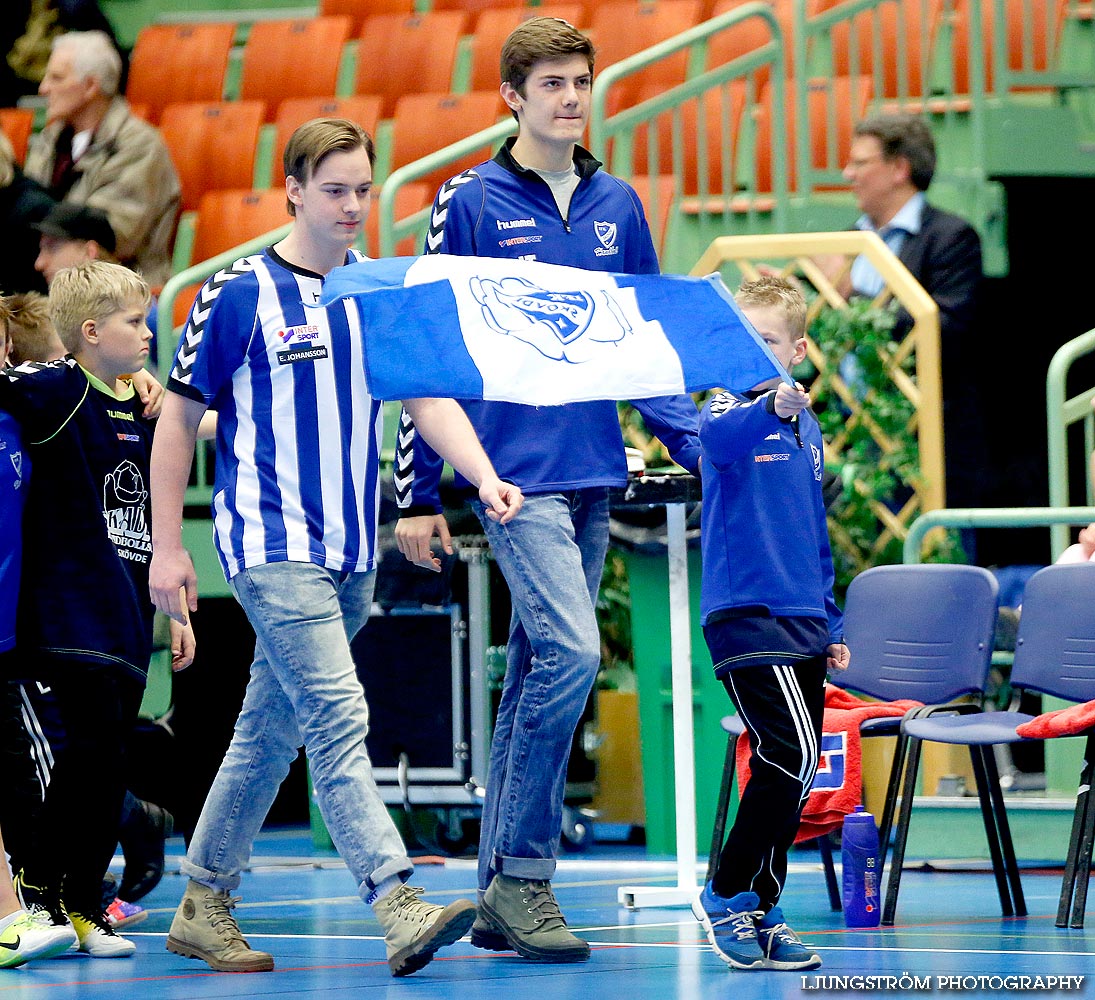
[1047,327,1095,555]
[590,2,789,237]
[904,506,1095,566]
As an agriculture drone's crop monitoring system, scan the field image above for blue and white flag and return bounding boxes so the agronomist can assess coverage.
[322,254,786,405]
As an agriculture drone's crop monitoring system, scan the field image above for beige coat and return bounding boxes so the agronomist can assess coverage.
[25,97,181,288]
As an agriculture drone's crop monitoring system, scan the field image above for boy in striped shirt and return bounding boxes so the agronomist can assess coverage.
[149,118,522,977]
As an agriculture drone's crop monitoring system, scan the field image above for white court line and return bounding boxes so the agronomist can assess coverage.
[156,855,822,876]
[817,945,1095,958]
[140,871,725,914]
[126,930,1095,959]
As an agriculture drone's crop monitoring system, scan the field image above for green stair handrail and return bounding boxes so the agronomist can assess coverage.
[589,2,788,225]
[157,223,291,375]
[904,506,1095,565]
[378,118,516,258]
[1047,327,1095,555]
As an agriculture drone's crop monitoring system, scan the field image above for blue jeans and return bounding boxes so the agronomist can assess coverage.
[475,488,609,890]
[181,562,412,899]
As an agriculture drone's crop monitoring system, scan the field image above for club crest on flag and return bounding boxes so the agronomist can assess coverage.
[320,254,788,404]
[471,275,631,362]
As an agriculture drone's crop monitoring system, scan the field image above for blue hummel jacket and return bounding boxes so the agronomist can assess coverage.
[699,389,843,646]
[397,140,700,512]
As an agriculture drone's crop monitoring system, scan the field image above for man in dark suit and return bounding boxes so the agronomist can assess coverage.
[827,112,985,511]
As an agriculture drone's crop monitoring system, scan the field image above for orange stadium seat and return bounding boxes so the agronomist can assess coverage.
[126,23,235,125]
[588,0,704,110]
[946,0,1058,94]
[469,4,587,93]
[354,12,469,119]
[707,0,793,82]
[630,79,748,197]
[388,91,502,194]
[159,101,266,212]
[363,181,434,257]
[711,0,842,81]
[272,95,384,184]
[319,0,416,36]
[753,74,873,193]
[0,107,34,164]
[828,0,940,99]
[189,188,290,265]
[240,17,353,122]
[172,187,291,326]
[429,0,527,32]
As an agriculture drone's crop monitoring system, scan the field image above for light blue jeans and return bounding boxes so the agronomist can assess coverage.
[475,488,609,890]
[181,561,412,900]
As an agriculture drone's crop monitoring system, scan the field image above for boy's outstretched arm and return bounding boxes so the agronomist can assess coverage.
[149,391,207,624]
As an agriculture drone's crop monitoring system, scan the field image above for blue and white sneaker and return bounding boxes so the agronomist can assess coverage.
[691,883,764,970]
[756,906,822,970]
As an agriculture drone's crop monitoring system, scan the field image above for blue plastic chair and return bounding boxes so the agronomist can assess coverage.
[705,564,999,911]
[889,563,1095,927]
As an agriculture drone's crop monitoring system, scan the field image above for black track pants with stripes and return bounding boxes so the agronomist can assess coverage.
[0,676,43,872]
[713,658,827,912]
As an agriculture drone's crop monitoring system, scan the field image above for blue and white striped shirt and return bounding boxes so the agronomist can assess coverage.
[169,247,382,579]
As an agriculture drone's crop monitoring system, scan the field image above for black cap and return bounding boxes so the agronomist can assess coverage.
[33,202,117,254]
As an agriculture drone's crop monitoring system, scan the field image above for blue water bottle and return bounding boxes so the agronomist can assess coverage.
[841,805,881,927]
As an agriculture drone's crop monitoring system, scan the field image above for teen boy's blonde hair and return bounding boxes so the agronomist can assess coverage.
[735,275,807,341]
[49,260,151,355]
[283,117,375,216]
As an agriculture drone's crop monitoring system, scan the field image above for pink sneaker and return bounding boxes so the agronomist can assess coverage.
[105,898,147,929]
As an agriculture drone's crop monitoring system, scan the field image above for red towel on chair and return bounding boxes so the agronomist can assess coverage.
[735,685,923,842]
[1015,699,1095,738]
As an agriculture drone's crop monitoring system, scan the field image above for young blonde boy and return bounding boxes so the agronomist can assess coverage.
[693,276,850,972]
[0,261,190,959]
[3,293,65,365]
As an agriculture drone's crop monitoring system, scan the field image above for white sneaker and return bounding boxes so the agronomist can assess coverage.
[69,911,136,958]
[0,908,78,967]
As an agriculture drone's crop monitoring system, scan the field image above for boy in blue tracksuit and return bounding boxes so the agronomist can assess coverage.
[693,276,850,972]
[394,17,700,963]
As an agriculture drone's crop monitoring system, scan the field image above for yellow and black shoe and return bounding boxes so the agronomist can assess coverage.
[68,910,136,958]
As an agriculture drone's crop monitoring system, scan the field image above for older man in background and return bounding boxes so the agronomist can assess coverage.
[25,30,179,289]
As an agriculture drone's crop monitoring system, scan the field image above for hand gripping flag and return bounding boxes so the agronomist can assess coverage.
[321,254,787,404]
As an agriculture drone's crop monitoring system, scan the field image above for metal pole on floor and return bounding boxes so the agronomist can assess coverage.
[619,501,698,908]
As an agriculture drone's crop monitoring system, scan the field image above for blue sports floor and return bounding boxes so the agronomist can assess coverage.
[2,829,1093,998]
